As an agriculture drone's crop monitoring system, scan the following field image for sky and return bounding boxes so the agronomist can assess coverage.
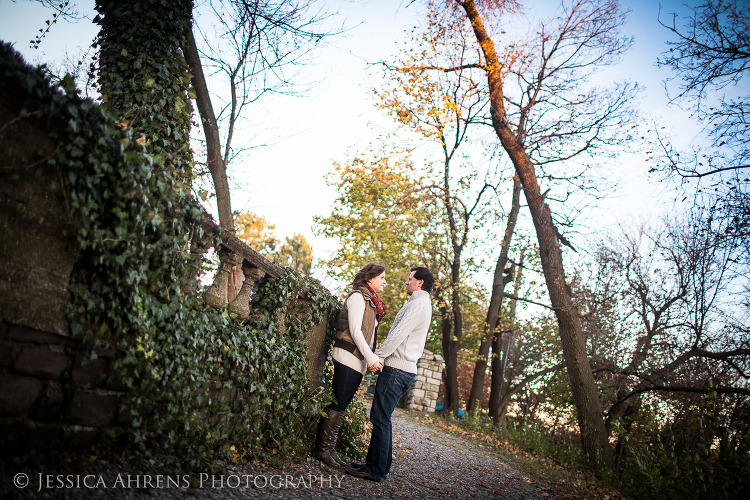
[0,0,704,288]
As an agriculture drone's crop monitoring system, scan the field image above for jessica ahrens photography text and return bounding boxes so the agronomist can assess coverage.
[13,472,345,492]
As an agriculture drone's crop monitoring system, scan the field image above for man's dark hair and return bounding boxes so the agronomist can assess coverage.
[410,266,434,293]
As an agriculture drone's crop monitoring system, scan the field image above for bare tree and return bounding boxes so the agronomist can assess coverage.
[657,0,749,180]
[582,212,750,437]
[184,0,338,232]
[372,11,505,416]
[445,0,641,469]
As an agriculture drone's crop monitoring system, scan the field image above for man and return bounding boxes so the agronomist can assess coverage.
[345,266,434,482]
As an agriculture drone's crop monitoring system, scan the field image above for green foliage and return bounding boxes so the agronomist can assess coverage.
[616,416,750,500]
[94,0,194,182]
[313,146,444,335]
[336,392,370,460]
[0,42,337,468]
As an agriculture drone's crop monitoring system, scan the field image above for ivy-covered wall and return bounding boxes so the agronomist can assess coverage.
[0,43,361,468]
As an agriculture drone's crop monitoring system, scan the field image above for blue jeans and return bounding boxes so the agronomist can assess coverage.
[365,366,415,479]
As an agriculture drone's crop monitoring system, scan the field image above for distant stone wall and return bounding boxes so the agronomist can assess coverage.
[402,349,443,413]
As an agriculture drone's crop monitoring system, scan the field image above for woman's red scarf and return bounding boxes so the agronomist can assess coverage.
[366,284,387,322]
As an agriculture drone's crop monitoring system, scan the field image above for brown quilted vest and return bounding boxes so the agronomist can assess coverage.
[334,287,378,360]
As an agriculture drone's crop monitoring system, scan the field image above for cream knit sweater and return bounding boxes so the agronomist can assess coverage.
[375,290,432,374]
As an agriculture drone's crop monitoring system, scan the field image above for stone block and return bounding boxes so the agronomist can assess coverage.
[411,388,425,398]
[71,355,109,387]
[0,114,75,338]
[32,380,65,422]
[434,355,444,363]
[6,324,70,345]
[0,372,41,415]
[13,345,69,379]
[212,385,237,405]
[426,391,438,399]
[0,340,16,366]
[67,391,119,428]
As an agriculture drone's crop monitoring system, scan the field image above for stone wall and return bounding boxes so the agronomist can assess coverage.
[402,349,444,413]
[0,322,124,450]
[0,70,333,452]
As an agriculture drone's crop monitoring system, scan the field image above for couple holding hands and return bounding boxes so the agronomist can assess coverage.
[313,263,434,482]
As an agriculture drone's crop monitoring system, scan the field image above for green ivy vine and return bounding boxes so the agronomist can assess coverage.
[94,0,194,182]
[0,43,365,468]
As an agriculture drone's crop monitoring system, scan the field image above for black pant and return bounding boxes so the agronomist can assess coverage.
[328,360,363,412]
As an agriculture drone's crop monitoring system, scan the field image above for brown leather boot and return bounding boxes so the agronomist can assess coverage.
[313,408,347,467]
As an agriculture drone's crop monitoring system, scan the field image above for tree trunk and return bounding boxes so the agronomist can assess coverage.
[96,0,194,179]
[182,28,234,233]
[459,0,612,470]
[490,249,523,423]
[438,284,460,415]
[467,176,521,413]
[448,261,463,416]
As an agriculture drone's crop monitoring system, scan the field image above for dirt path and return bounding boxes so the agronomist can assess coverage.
[1,407,558,499]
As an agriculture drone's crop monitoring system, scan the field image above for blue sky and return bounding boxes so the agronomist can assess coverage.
[0,0,703,286]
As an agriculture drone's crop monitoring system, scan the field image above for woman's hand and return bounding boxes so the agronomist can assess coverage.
[368,360,383,374]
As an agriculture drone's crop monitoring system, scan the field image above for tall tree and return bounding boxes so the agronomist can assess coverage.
[654,0,749,272]
[371,12,505,415]
[467,175,520,414]
[450,0,640,469]
[584,213,749,434]
[314,147,445,334]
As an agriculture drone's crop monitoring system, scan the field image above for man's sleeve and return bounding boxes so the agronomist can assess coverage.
[375,301,430,360]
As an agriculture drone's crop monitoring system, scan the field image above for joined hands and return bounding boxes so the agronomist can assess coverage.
[368,360,383,374]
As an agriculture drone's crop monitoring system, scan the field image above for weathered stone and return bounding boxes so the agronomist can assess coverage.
[301,297,331,391]
[0,107,75,338]
[0,340,16,366]
[71,355,109,387]
[227,266,265,320]
[13,344,69,379]
[0,372,41,415]
[212,385,237,405]
[31,380,65,422]
[67,391,119,428]
[6,324,72,345]
[411,388,425,398]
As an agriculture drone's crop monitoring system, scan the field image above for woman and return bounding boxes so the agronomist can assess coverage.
[313,263,387,467]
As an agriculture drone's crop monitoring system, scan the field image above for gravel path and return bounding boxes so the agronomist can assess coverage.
[1,407,557,499]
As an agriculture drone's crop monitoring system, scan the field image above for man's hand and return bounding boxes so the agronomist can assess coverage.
[368,360,383,374]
